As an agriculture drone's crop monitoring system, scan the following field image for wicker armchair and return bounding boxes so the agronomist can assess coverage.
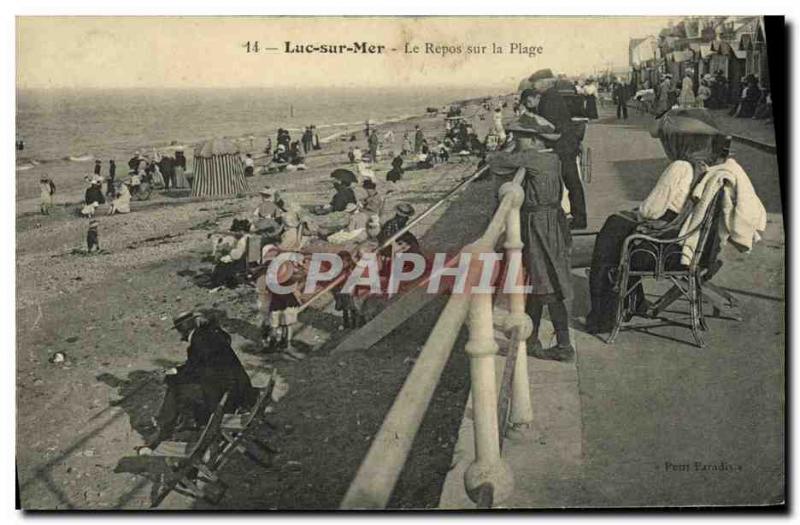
[606,185,725,348]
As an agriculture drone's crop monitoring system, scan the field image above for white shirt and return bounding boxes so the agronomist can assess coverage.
[638,160,694,220]
[244,157,255,168]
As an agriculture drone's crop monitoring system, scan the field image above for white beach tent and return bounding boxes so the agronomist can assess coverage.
[191,138,250,197]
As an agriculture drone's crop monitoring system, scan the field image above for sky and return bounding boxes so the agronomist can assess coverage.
[16,16,674,89]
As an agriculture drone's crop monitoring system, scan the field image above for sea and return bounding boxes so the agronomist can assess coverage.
[15,86,501,201]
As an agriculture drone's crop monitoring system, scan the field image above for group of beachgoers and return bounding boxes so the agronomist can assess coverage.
[262,126,321,173]
[63,69,769,468]
[629,70,772,123]
[492,69,766,362]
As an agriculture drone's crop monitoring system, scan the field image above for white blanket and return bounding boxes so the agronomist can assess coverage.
[679,158,767,265]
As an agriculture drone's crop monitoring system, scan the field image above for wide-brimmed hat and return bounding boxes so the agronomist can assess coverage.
[506,113,561,142]
[259,187,273,196]
[171,311,197,330]
[344,202,359,213]
[396,202,415,217]
[88,219,99,227]
[528,69,555,83]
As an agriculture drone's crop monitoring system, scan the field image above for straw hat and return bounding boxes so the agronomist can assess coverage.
[395,203,415,217]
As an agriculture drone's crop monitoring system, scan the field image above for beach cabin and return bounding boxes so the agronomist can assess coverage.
[191,138,250,197]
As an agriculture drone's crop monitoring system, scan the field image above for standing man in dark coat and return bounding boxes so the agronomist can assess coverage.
[143,312,257,449]
[413,125,425,154]
[368,129,380,162]
[159,155,174,190]
[107,159,117,197]
[612,77,629,119]
[525,68,587,230]
[488,114,574,362]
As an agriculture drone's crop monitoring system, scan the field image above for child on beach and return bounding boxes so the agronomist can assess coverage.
[333,250,362,329]
[39,176,55,215]
[86,220,100,252]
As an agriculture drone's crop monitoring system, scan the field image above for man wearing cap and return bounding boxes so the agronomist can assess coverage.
[525,68,587,230]
[488,113,575,362]
[143,312,257,449]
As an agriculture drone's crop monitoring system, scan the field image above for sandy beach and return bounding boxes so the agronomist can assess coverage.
[16,94,515,509]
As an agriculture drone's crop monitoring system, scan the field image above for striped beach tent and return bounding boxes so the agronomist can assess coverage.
[191,138,250,197]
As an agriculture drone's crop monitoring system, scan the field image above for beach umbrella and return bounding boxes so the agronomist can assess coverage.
[330,169,357,185]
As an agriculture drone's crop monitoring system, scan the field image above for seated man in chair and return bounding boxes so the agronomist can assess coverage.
[141,312,258,452]
[585,109,733,334]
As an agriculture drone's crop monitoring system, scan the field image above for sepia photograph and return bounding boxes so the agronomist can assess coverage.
[14,14,786,510]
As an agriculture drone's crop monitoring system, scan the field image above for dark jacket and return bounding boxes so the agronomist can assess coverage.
[85,186,105,205]
[174,152,187,169]
[536,88,579,158]
[612,82,628,104]
[489,149,572,300]
[377,214,409,246]
[176,322,257,414]
[331,187,357,212]
[159,156,174,177]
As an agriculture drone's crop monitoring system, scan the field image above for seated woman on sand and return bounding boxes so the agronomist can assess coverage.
[108,182,132,215]
[585,108,731,334]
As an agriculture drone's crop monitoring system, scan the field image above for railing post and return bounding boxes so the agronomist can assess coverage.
[498,182,534,428]
[463,242,514,506]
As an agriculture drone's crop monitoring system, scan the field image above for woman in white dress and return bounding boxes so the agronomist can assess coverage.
[678,70,696,108]
[109,182,132,215]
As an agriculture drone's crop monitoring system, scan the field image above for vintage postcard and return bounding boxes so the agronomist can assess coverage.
[15,16,785,510]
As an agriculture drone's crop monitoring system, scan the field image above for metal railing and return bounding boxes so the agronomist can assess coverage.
[340,167,532,509]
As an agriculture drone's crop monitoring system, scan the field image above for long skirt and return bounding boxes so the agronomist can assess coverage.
[586,211,679,332]
[174,166,189,188]
[585,95,599,119]
[520,209,573,302]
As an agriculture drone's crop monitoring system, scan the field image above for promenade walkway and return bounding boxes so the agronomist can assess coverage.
[439,108,785,508]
